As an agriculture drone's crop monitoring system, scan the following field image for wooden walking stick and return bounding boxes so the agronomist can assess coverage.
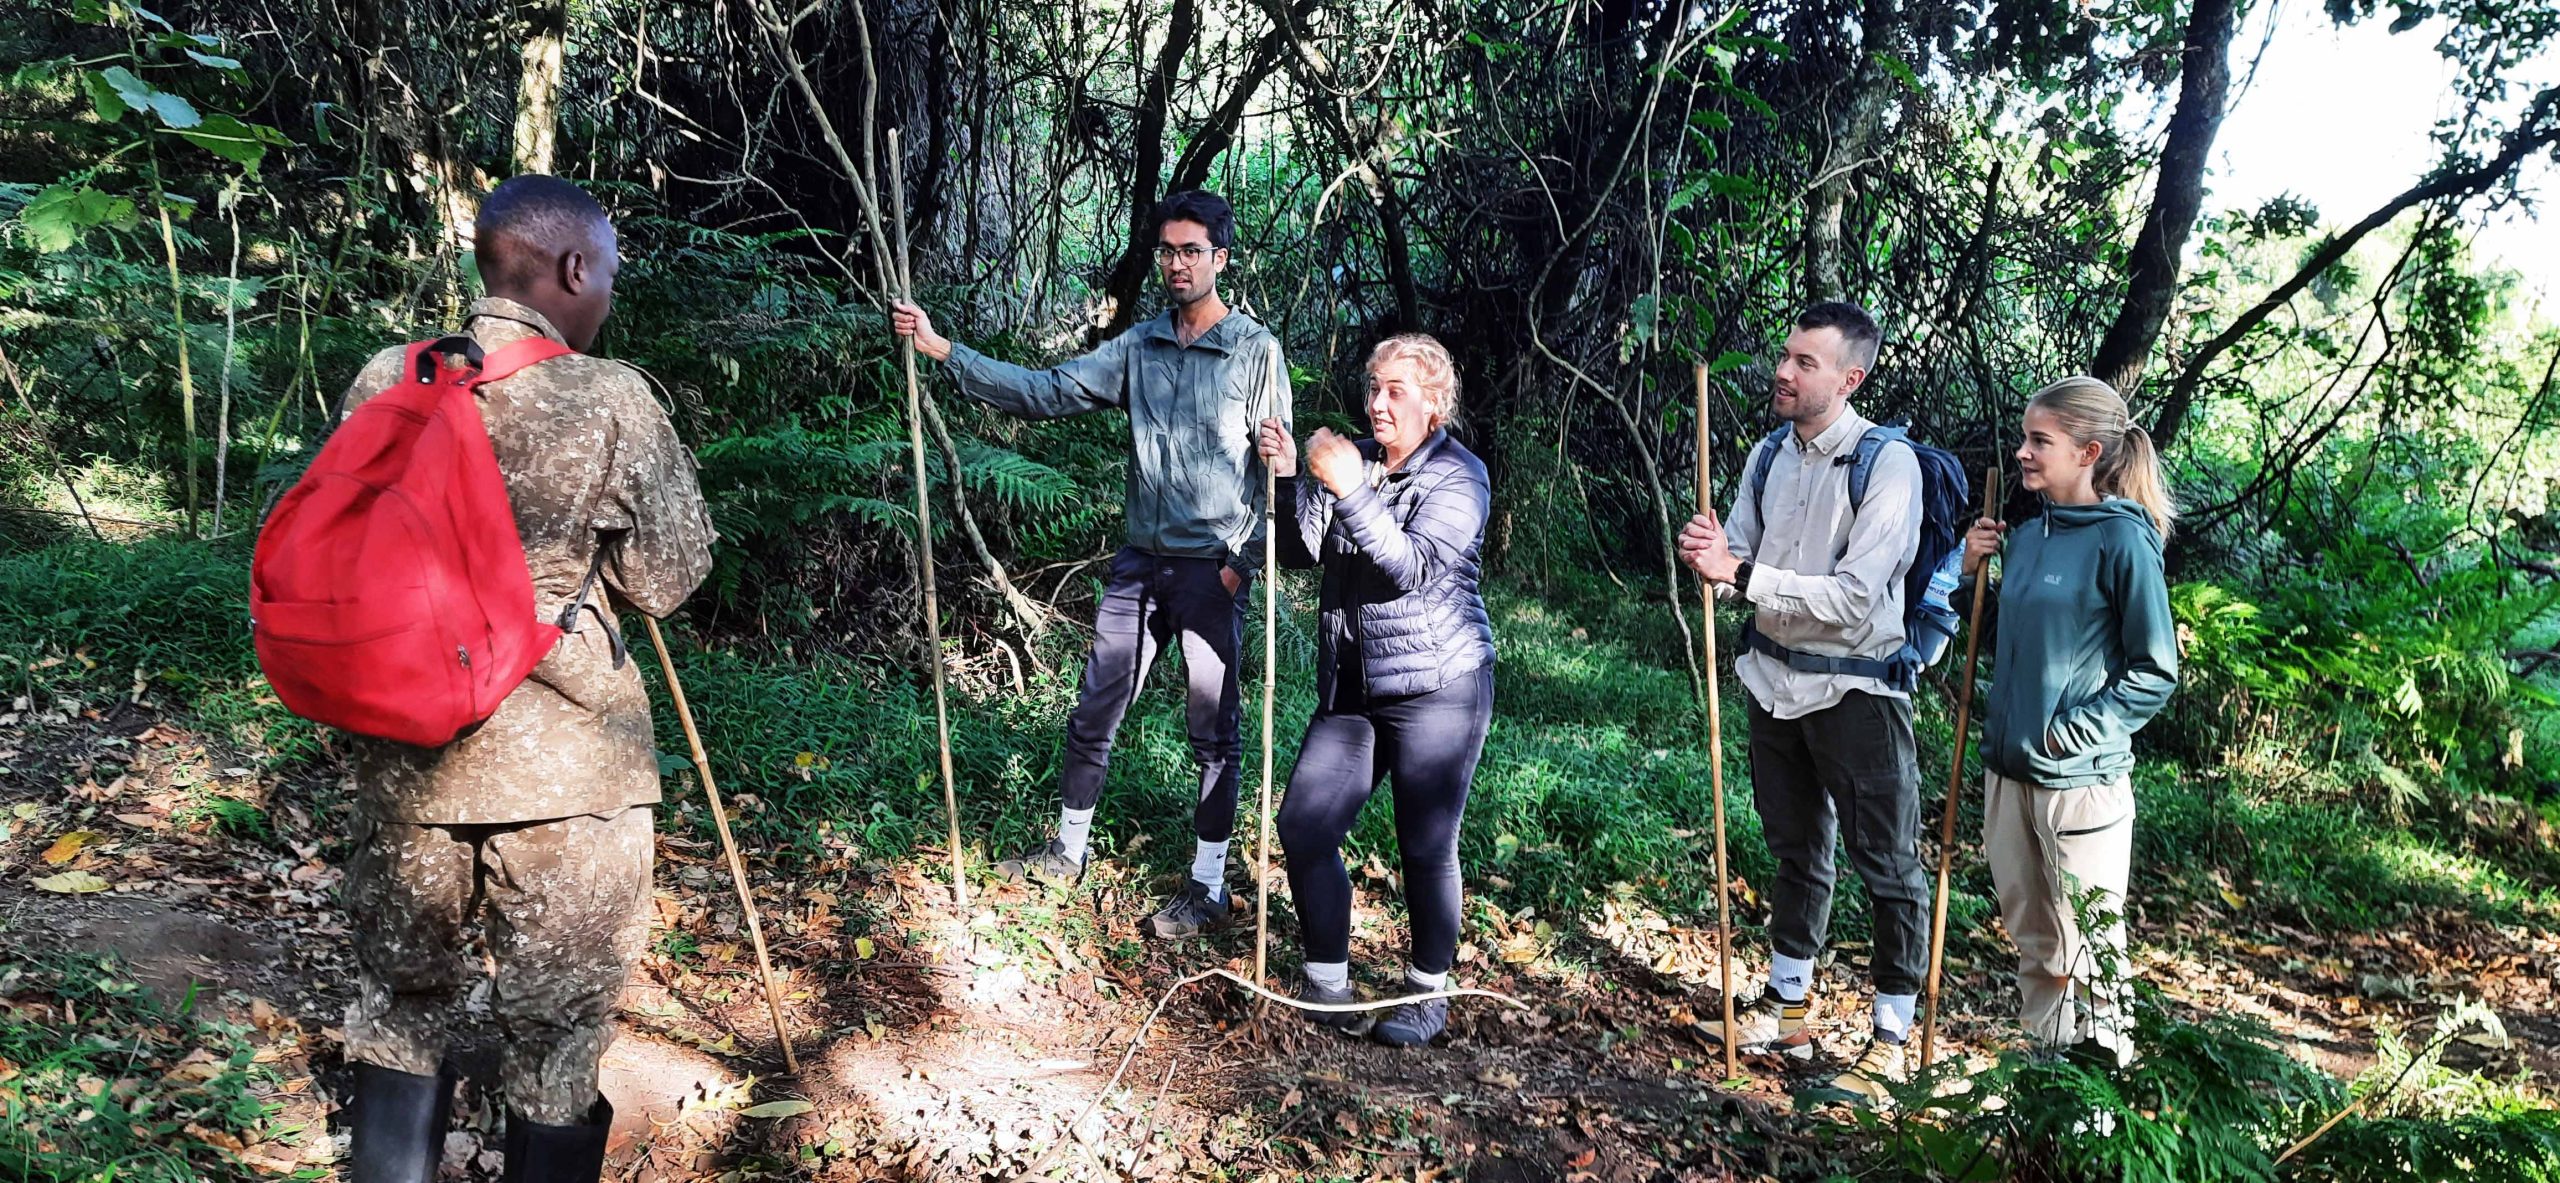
[1252,342,1282,988]
[1695,361,1738,1082]
[1919,466,2003,1070]
[889,127,969,908]
[645,616,800,1074]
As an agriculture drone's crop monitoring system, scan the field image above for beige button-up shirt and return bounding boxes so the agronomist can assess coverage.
[1720,407,1921,720]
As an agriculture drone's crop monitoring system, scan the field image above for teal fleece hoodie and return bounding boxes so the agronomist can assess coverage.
[1978,497,2180,788]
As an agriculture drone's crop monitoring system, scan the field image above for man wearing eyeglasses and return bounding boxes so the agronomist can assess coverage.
[892,189,1291,940]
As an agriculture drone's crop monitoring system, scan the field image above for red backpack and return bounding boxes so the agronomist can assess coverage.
[251,335,582,747]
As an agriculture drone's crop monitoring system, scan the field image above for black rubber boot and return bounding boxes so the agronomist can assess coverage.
[348,1062,455,1183]
[503,1095,614,1183]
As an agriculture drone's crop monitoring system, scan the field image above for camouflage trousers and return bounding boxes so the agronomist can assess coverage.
[341,806,653,1124]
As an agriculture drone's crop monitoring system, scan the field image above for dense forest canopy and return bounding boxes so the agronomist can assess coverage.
[5,0,2560,1176]
[8,0,2557,772]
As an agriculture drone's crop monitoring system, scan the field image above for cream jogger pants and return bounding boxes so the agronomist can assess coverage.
[1982,770,2135,1064]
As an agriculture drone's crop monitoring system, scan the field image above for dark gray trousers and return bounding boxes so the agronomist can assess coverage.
[1060,547,1247,842]
[1747,690,1929,996]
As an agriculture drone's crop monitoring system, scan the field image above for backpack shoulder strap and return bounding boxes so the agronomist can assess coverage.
[1745,425,1792,516]
[1845,425,1910,512]
[472,337,576,385]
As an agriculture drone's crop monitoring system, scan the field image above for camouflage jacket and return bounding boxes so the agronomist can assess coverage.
[336,297,716,824]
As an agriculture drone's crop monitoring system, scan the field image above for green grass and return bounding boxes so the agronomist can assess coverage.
[0,955,304,1183]
[8,532,2560,1178]
[9,534,2555,949]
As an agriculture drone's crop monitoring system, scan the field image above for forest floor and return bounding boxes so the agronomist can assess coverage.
[5,685,2557,1181]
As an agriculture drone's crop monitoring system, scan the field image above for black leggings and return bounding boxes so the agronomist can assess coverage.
[1277,666,1494,974]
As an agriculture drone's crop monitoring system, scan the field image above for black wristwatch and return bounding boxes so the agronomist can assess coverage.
[1732,560,1756,594]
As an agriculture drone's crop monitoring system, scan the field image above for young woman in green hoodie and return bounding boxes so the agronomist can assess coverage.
[1960,376,2180,1069]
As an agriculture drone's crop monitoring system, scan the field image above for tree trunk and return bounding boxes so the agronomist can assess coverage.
[513,0,567,174]
[1802,0,1904,303]
[1096,0,1202,340]
[2087,0,2238,394]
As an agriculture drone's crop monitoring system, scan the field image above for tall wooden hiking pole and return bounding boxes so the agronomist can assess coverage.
[1695,362,1738,1082]
[1252,343,1281,988]
[645,617,799,1074]
[1920,466,2003,1070]
[889,128,968,908]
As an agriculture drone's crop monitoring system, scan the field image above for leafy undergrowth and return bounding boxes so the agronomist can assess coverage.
[5,535,2560,1180]
[0,953,322,1181]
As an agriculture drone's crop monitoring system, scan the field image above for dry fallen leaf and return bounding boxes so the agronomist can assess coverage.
[164,1048,228,1084]
[31,870,110,894]
[182,1122,246,1154]
[738,1099,814,1119]
[40,830,104,865]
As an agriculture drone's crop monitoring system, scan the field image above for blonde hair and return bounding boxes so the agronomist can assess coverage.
[2027,376,2178,541]
[1368,333,1461,428]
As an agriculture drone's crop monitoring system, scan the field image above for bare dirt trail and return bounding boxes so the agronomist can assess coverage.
[5,697,2553,1180]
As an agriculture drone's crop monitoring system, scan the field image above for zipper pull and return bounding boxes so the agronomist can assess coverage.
[457,645,471,668]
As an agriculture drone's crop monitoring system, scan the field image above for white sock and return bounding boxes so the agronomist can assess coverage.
[1190,839,1229,895]
[1304,960,1350,991]
[1405,967,1449,991]
[1055,807,1096,863]
[1875,993,1918,1043]
[1769,953,1816,1002]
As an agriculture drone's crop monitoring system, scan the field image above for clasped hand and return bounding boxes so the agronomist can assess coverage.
[1257,418,1366,495]
[1677,510,1740,584]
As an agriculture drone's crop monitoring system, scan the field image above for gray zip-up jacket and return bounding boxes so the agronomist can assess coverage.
[943,310,1291,577]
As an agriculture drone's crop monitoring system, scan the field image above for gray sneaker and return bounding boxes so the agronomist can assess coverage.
[993,839,1085,887]
[1373,986,1450,1048]
[1141,879,1232,939]
[1296,976,1369,1034]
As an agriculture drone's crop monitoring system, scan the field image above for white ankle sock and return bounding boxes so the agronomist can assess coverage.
[1190,839,1229,894]
[1055,807,1096,863]
[1304,960,1350,991]
[1769,953,1816,1003]
[1405,967,1449,991]
[1874,993,1917,1042]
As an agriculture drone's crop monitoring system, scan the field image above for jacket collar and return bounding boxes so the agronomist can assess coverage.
[467,296,570,344]
[1356,428,1453,483]
[1140,308,1250,354]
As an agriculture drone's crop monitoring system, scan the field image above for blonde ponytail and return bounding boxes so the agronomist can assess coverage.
[2026,376,2179,541]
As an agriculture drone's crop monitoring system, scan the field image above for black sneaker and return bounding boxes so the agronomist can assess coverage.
[1296,975,1368,1034]
[993,839,1085,887]
[1373,982,1450,1048]
[1141,879,1232,939]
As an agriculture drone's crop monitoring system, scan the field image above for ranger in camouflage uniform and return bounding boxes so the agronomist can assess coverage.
[334,176,714,1183]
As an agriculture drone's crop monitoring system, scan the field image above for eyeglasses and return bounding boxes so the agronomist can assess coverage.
[1151,244,1220,266]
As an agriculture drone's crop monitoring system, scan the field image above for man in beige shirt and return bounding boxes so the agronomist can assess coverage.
[1680,302,1926,1104]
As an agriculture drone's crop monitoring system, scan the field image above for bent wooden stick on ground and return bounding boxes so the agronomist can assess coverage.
[1005,969,1529,1183]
